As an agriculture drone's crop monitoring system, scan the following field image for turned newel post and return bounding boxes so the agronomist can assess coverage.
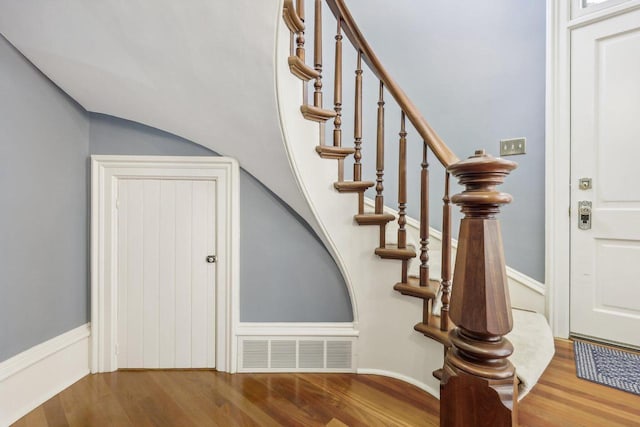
[440,149,518,427]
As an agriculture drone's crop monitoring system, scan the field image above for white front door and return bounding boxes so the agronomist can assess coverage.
[570,7,640,348]
[117,178,217,368]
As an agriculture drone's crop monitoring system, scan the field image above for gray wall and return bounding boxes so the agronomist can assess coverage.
[0,36,90,361]
[89,114,352,322]
[1,35,352,363]
[319,0,546,281]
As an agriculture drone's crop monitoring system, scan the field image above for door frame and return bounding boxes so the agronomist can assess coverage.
[546,0,640,338]
[91,155,240,373]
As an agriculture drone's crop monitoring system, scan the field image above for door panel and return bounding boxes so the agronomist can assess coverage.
[117,178,217,368]
[174,179,193,368]
[118,179,144,367]
[597,240,640,313]
[190,180,214,368]
[158,180,177,368]
[570,8,640,348]
[142,180,161,368]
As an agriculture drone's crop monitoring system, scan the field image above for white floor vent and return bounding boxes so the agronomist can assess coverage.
[271,340,296,368]
[242,340,269,369]
[238,337,356,373]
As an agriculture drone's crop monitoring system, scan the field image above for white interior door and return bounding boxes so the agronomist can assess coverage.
[117,178,217,368]
[570,8,640,348]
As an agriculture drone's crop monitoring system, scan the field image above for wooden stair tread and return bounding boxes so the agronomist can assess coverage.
[316,145,355,159]
[301,105,337,122]
[282,0,304,33]
[432,368,444,381]
[334,181,375,192]
[288,56,319,81]
[354,212,395,225]
[414,317,454,346]
[375,244,416,260]
[393,276,439,300]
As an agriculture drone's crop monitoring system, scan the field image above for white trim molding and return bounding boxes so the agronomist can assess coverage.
[236,322,360,338]
[91,155,240,373]
[569,0,640,26]
[506,266,546,297]
[547,0,640,339]
[546,0,575,339]
[0,324,90,426]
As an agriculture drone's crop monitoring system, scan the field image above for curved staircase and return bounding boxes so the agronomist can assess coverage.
[278,1,554,425]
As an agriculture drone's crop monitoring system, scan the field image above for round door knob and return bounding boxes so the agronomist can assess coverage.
[206,255,217,263]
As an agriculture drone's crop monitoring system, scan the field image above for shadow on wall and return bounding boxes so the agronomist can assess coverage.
[89,113,353,322]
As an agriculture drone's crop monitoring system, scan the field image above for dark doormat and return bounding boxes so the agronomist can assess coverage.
[574,340,640,396]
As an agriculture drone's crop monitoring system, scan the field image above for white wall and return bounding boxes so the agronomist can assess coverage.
[0,0,320,237]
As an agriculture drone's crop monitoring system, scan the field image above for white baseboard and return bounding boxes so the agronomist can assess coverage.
[236,322,359,337]
[357,368,440,399]
[0,323,91,426]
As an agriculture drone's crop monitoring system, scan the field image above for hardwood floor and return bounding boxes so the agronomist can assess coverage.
[12,340,640,426]
[12,371,437,427]
[518,339,640,427]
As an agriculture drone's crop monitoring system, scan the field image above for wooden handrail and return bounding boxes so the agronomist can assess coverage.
[325,0,459,168]
[281,4,519,424]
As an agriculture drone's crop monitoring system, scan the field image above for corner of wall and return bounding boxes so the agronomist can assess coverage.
[0,324,91,426]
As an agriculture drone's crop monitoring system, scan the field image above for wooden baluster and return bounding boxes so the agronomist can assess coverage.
[440,171,452,331]
[334,19,344,180]
[353,51,365,214]
[313,0,323,109]
[289,20,295,57]
[295,0,306,62]
[441,150,518,427]
[299,1,335,125]
[398,112,408,282]
[376,81,386,247]
[283,0,302,56]
[295,0,308,104]
[353,51,363,185]
[419,143,429,285]
[420,142,430,324]
[397,112,407,249]
[375,81,385,214]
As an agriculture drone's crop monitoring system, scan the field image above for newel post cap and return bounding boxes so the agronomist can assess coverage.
[447,150,517,209]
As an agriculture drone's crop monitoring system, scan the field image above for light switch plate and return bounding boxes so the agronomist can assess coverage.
[500,137,526,156]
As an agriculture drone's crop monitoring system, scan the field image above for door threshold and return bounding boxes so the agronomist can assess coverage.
[570,333,640,352]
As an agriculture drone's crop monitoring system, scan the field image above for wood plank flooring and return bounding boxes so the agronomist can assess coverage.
[518,339,640,427]
[12,340,640,426]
